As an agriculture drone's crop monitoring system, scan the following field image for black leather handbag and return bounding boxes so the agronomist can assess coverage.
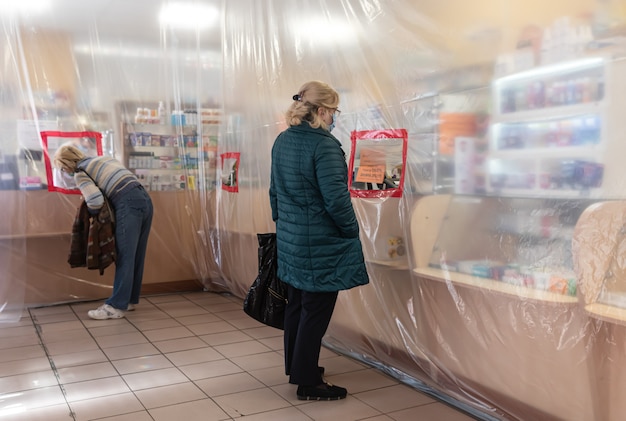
[243,233,287,330]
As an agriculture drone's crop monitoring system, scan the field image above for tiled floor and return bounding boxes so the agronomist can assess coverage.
[0,292,478,421]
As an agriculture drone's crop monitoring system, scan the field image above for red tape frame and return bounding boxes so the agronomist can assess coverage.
[348,129,408,198]
[41,131,103,195]
[220,151,240,193]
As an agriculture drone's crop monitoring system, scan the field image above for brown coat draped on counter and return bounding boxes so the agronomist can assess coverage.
[68,200,116,275]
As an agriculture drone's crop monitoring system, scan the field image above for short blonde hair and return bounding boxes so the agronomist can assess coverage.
[54,144,86,173]
[285,80,339,129]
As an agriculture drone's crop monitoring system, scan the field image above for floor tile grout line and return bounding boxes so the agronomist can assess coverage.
[191,304,394,418]
[21,292,434,421]
[30,298,287,418]
[349,383,435,419]
[322,342,487,421]
[121,293,251,419]
[142,293,315,419]
[67,302,167,419]
[27,307,77,421]
[60,303,234,420]
[182,295,316,419]
[162,295,294,419]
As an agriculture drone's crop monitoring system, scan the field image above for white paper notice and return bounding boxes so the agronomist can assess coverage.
[17,120,58,151]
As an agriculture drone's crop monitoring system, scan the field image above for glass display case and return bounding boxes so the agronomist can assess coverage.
[399,89,489,196]
[423,195,598,301]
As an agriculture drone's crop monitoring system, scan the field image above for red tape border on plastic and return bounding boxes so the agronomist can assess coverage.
[220,151,240,193]
[348,129,408,198]
[41,131,103,195]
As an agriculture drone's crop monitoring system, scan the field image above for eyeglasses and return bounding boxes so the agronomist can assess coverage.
[332,108,341,117]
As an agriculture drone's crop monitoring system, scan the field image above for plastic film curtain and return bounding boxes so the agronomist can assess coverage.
[0,22,27,322]
[2,0,626,420]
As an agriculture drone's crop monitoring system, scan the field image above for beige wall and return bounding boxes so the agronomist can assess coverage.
[19,29,76,104]
[414,0,599,65]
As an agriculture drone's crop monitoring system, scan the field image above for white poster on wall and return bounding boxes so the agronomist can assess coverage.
[17,120,58,151]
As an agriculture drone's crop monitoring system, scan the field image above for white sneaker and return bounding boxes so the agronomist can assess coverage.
[88,304,125,320]
[126,304,136,311]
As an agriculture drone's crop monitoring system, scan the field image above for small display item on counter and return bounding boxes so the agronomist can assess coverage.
[386,236,406,259]
[455,260,505,279]
[434,258,577,296]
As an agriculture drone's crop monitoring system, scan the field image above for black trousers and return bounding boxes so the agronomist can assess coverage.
[284,284,338,386]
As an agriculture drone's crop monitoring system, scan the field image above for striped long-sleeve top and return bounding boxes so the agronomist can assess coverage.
[75,157,139,213]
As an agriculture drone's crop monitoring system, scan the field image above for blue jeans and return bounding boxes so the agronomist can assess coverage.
[106,185,153,310]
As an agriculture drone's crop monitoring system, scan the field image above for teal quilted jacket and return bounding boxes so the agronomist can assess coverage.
[269,123,369,292]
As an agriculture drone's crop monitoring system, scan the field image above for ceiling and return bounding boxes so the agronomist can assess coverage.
[9,0,411,52]
[12,0,223,51]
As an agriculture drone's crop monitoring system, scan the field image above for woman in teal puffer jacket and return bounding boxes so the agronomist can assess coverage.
[270,80,369,401]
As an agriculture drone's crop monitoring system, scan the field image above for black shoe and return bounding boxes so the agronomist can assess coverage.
[297,382,347,401]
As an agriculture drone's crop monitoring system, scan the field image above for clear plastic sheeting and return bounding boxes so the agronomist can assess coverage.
[1,0,626,419]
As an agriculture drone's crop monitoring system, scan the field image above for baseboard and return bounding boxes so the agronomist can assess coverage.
[141,279,211,295]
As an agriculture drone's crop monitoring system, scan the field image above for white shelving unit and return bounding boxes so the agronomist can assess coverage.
[486,56,626,199]
[121,121,219,191]
[114,100,223,192]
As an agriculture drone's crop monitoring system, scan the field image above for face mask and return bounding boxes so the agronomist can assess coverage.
[60,170,75,187]
[328,113,336,132]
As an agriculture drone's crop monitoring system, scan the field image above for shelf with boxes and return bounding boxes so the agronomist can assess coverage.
[115,100,223,192]
[486,56,626,199]
[122,120,219,192]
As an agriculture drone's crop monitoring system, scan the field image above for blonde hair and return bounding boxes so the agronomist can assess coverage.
[54,144,86,173]
[285,80,339,129]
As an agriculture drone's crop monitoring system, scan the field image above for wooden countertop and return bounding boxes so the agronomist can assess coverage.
[413,266,579,304]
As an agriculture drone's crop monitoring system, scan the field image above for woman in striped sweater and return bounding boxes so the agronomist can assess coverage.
[54,145,153,320]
